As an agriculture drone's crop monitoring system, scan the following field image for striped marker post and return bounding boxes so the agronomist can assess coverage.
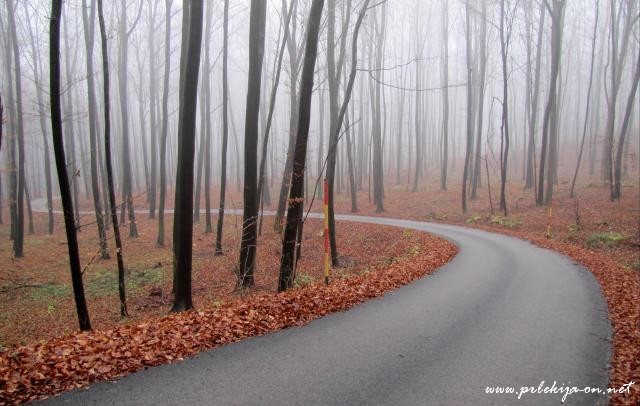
[324,178,330,286]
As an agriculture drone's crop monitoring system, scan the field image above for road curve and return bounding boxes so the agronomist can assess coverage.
[37,207,611,405]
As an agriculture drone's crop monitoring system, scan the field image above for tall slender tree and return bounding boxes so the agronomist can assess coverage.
[537,0,565,206]
[238,0,267,288]
[98,0,128,317]
[172,0,204,312]
[81,0,109,259]
[278,0,325,292]
[51,0,92,330]
[5,0,25,258]
[157,0,174,246]
[215,0,230,255]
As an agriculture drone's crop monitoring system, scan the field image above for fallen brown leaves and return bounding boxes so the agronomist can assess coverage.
[0,233,457,404]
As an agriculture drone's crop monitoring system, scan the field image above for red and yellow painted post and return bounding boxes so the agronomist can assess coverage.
[324,178,330,286]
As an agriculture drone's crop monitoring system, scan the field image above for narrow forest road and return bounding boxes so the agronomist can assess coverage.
[34,201,611,405]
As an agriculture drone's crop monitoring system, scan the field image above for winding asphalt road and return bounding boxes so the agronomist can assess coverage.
[34,201,611,405]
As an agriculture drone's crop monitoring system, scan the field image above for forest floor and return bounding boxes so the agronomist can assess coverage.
[0,175,638,404]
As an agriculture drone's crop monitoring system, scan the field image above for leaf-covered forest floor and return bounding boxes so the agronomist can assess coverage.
[0,173,638,404]
[0,203,456,404]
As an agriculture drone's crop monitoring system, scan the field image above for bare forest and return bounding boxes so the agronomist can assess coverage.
[0,0,639,404]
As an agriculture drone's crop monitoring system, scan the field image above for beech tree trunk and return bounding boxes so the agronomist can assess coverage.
[172,0,204,312]
[51,0,92,330]
[278,0,324,292]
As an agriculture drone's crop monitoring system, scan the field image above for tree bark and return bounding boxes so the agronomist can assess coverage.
[278,0,324,292]
[215,0,230,255]
[97,0,128,317]
[172,0,204,312]
[51,0,92,330]
[238,0,267,289]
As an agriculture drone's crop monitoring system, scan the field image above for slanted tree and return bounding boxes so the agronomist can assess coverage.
[172,0,204,312]
[278,0,325,292]
[238,0,267,289]
[51,0,92,330]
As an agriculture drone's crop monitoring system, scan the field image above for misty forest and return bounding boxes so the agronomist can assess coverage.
[0,0,639,404]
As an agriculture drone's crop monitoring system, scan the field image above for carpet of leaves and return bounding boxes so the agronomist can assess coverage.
[0,231,456,404]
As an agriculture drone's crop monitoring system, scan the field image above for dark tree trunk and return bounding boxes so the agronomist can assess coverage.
[97,0,128,317]
[215,0,230,255]
[278,0,324,292]
[238,0,267,289]
[172,0,204,312]
[51,0,92,330]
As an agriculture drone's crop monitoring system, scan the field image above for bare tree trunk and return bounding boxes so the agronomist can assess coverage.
[25,13,55,235]
[570,0,599,198]
[440,3,449,191]
[172,0,204,312]
[537,0,564,206]
[5,0,25,258]
[51,0,92,330]
[462,3,473,213]
[215,0,230,255]
[526,2,545,190]
[274,0,300,233]
[471,1,487,199]
[278,0,324,292]
[498,0,511,215]
[238,0,267,289]
[371,5,386,212]
[203,0,213,234]
[148,2,159,219]
[97,0,128,317]
[612,47,640,200]
[81,0,109,259]
[157,0,173,247]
